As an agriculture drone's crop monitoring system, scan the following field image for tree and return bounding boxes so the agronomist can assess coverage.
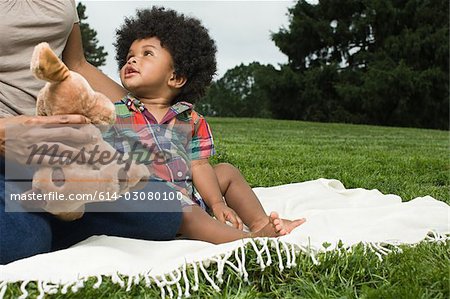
[197,63,274,118]
[77,2,108,67]
[270,0,449,129]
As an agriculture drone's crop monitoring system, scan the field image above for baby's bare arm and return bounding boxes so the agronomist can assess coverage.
[191,159,224,208]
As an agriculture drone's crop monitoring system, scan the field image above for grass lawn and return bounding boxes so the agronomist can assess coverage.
[5,118,449,298]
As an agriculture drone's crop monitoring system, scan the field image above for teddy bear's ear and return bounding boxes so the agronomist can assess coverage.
[30,42,70,83]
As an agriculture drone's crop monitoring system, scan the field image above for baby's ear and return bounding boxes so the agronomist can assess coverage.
[169,72,187,89]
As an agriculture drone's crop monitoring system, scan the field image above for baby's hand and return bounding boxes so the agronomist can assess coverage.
[211,202,243,230]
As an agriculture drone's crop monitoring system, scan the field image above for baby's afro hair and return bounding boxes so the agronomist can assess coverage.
[115,7,217,103]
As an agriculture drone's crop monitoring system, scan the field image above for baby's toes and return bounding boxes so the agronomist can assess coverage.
[273,221,284,233]
[269,211,279,223]
[279,229,288,236]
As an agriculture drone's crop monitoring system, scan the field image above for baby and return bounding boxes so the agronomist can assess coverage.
[111,7,305,243]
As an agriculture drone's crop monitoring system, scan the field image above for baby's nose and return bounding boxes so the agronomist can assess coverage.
[127,57,137,64]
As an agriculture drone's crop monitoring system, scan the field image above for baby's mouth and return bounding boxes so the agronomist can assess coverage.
[124,67,139,77]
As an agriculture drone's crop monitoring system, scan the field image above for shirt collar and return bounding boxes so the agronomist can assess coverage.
[122,93,193,123]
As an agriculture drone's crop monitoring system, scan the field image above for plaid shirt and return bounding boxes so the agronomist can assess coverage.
[103,94,214,206]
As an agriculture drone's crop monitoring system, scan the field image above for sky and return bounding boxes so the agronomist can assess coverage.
[77,0,300,83]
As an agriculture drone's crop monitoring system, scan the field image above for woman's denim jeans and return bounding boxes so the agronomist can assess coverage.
[0,157,182,264]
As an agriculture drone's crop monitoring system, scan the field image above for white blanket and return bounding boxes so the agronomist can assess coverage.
[1,179,449,298]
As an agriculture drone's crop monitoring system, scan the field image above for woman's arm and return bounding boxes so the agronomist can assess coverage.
[62,23,127,102]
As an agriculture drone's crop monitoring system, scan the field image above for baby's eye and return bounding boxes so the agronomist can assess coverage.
[144,51,154,56]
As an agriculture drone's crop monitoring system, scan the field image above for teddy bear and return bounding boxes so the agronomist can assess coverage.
[31,42,116,125]
[29,42,150,221]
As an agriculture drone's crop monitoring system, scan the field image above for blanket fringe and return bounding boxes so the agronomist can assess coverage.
[18,280,29,299]
[181,261,190,297]
[93,274,102,289]
[426,230,448,242]
[2,231,449,299]
[0,282,7,299]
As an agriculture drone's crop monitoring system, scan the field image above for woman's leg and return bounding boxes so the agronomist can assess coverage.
[0,157,52,264]
[213,163,305,234]
[0,205,52,264]
[51,210,182,250]
[51,181,183,250]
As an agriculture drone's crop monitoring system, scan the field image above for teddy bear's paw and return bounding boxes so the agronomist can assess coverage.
[31,42,70,83]
[55,211,85,221]
[85,92,116,126]
[52,206,85,222]
[117,163,151,193]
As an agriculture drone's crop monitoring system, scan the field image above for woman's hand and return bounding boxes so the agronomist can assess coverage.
[211,201,244,230]
[1,114,97,220]
[0,114,94,165]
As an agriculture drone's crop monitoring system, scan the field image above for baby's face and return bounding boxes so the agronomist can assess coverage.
[120,37,175,99]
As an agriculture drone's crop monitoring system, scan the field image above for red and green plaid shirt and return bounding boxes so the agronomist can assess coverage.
[103,94,214,207]
[112,94,215,160]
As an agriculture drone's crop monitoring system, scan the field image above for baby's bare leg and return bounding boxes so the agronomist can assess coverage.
[214,163,273,231]
[178,205,281,244]
[214,163,305,234]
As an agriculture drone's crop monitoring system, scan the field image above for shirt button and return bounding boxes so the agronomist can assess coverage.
[177,171,183,177]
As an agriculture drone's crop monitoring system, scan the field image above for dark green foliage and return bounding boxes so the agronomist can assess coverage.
[77,2,107,67]
[269,0,449,129]
[203,0,449,129]
[196,62,274,118]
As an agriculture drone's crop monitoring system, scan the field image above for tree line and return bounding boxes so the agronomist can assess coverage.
[197,0,449,130]
[77,3,107,67]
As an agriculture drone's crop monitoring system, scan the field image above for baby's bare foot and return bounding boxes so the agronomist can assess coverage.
[250,212,281,238]
[272,214,306,236]
[249,212,306,238]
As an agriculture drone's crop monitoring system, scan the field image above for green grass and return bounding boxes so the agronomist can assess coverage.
[209,118,449,203]
[4,118,449,298]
